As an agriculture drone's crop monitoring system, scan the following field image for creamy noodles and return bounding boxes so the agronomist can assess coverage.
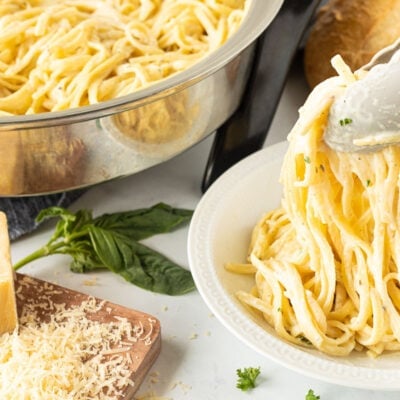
[227,59,400,358]
[0,0,247,115]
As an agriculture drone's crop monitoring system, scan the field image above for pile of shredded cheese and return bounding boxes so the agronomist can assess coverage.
[0,276,155,399]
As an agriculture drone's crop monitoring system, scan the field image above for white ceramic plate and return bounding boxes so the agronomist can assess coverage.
[187,141,400,390]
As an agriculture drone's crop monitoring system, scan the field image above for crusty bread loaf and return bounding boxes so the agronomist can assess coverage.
[304,0,400,88]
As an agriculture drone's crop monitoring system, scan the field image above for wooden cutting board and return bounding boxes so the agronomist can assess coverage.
[14,273,161,399]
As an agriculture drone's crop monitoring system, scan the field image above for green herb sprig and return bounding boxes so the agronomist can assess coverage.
[13,203,195,296]
[306,389,320,399]
[236,366,261,391]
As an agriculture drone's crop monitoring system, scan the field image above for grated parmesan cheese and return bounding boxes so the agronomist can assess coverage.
[0,276,156,399]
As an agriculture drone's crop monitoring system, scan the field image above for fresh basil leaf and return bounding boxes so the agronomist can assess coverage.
[14,203,195,296]
[70,251,106,273]
[35,206,76,241]
[89,226,195,295]
[88,226,135,273]
[66,209,93,232]
[119,241,196,295]
[35,206,93,241]
[93,203,193,241]
[35,206,76,223]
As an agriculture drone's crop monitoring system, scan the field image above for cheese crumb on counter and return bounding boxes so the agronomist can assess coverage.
[169,380,192,394]
[83,276,99,286]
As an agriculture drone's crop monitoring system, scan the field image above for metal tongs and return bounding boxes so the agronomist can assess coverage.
[201,0,323,191]
[324,38,400,153]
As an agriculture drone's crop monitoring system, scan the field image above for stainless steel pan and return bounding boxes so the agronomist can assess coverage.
[0,0,282,196]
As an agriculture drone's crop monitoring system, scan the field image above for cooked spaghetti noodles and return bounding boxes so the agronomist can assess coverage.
[227,59,400,357]
[0,0,247,115]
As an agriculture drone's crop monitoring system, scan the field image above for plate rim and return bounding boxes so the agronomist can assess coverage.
[188,140,400,391]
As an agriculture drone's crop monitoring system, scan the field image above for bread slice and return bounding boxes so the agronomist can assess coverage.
[0,212,18,335]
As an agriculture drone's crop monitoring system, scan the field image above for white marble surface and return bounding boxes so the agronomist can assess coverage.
[11,58,400,399]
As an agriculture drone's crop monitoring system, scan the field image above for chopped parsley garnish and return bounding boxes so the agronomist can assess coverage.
[339,117,353,126]
[306,389,320,399]
[304,156,311,164]
[366,179,371,187]
[236,367,261,391]
[298,335,312,345]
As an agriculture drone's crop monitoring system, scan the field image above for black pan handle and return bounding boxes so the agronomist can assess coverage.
[201,0,322,192]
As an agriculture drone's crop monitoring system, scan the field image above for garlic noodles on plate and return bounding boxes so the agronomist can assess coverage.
[0,0,247,115]
[227,58,400,357]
